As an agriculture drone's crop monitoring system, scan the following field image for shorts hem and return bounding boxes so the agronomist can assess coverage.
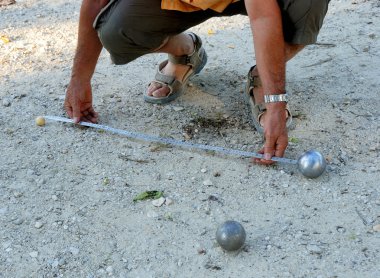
[290,32,318,45]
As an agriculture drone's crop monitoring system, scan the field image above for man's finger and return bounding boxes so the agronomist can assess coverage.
[263,136,276,161]
[274,136,288,157]
[64,101,73,119]
[72,105,81,124]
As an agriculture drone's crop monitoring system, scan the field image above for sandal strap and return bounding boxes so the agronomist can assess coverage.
[247,65,262,88]
[155,60,175,84]
[168,32,203,67]
[152,60,184,97]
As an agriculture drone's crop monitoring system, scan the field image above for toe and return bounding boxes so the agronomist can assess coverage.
[147,82,162,95]
[152,85,170,98]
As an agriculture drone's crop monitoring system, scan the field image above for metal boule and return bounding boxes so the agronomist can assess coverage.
[297,150,326,178]
[216,220,246,251]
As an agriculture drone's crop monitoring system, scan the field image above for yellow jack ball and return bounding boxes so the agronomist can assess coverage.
[35,116,46,126]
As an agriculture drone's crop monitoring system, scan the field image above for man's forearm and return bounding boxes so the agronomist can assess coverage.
[71,0,109,81]
[245,0,286,94]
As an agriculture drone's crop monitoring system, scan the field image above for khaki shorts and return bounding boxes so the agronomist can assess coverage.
[94,0,329,64]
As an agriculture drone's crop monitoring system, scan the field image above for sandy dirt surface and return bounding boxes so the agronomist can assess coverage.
[1,0,380,277]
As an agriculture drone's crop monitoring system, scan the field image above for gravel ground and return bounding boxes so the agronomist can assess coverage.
[1,0,380,277]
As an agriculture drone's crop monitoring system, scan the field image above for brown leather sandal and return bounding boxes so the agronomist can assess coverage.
[144,32,207,104]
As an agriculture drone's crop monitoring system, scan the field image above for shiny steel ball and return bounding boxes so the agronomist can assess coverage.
[297,150,326,178]
[216,221,246,251]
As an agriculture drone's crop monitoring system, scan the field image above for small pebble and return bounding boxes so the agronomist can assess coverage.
[29,251,39,258]
[373,224,380,232]
[13,218,24,225]
[2,98,11,107]
[172,106,184,112]
[69,247,80,255]
[306,244,322,255]
[203,179,213,186]
[13,191,23,198]
[51,195,58,201]
[165,197,174,206]
[35,221,43,229]
[106,266,113,273]
[35,116,46,126]
[152,197,166,207]
[51,260,59,268]
[147,210,159,218]
[200,168,207,173]
[197,247,207,254]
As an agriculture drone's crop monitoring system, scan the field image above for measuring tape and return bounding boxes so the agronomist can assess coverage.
[44,115,298,165]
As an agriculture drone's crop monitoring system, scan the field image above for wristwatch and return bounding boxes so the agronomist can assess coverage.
[264,93,288,103]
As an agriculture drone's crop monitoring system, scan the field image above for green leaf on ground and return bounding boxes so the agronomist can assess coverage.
[133,190,163,202]
[289,137,300,144]
[103,177,110,186]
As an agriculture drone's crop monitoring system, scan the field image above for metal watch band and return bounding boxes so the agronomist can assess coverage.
[264,93,288,103]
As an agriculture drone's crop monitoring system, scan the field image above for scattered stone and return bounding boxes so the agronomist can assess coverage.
[13,218,24,225]
[183,133,192,140]
[282,183,289,188]
[203,179,213,186]
[336,226,346,233]
[306,244,323,255]
[147,210,159,218]
[51,195,58,201]
[27,169,35,176]
[177,259,183,267]
[2,98,11,107]
[69,247,80,255]
[152,197,166,207]
[51,260,59,268]
[165,197,174,206]
[373,224,380,232]
[13,191,23,198]
[106,266,113,274]
[200,168,207,173]
[29,251,39,258]
[172,106,184,112]
[35,221,43,229]
[197,247,206,254]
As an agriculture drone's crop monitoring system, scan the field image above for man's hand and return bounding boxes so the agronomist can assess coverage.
[64,0,108,123]
[245,0,288,164]
[64,79,98,123]
[253,103,288,165]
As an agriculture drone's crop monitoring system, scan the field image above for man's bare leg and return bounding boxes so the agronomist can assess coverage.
[147,33,195,98]
[251,43,304,125]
